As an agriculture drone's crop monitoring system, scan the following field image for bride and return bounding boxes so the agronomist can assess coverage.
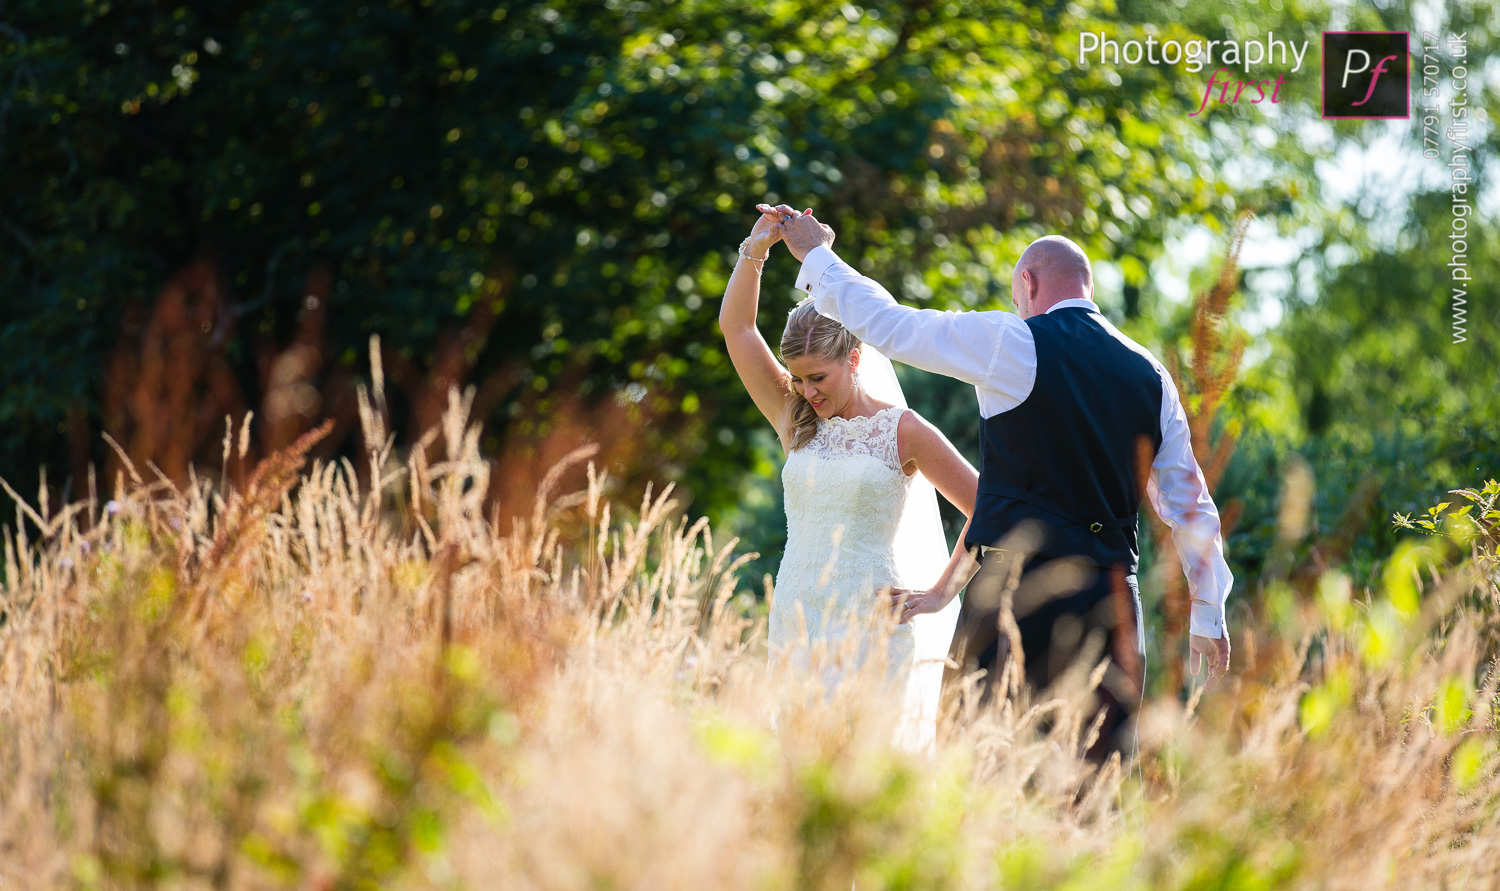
[720,202,982,746]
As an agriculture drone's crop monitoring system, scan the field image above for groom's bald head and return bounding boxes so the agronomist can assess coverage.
[1017,236,1093,291]
[1011,235,1094,319]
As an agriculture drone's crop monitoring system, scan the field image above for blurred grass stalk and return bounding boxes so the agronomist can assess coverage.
[0,360,1498,888]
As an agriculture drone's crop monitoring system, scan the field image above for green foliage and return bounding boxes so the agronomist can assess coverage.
[1214,423,1500,601]
[62,568,507,888]
[783,748,972,890]
[0,0,1327,518]
[1395,478,1500,548]
[2,0,1496,621]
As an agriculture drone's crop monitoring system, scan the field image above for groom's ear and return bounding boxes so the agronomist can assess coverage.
[1020,268,1041,303]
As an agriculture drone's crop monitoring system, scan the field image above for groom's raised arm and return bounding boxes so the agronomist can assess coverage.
[794,245,1031,397]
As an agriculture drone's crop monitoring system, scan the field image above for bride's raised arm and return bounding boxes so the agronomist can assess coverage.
[718,206,803,443]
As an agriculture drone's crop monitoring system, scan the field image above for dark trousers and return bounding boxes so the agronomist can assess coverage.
[943,547,1144,760]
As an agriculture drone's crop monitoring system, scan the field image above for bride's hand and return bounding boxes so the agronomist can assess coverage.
[887,586,947,625]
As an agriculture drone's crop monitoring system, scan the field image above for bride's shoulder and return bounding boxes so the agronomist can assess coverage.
[890,404,923,429]
[894,408,952,471]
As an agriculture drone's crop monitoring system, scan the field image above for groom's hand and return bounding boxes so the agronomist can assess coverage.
[1188,632,1231,691]
[781,208,835,262]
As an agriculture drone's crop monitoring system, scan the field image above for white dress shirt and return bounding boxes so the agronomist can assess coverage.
[794,244,1233,639]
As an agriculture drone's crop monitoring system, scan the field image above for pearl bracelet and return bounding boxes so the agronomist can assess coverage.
[737,237,768,272]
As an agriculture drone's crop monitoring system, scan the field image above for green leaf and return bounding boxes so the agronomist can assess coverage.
[1433,676,1473,735]
[1451,738,1491,792]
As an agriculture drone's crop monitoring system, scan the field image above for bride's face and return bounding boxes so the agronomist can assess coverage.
[786,351,859,418]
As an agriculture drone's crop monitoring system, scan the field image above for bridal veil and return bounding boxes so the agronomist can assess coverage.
[857,344,963,751]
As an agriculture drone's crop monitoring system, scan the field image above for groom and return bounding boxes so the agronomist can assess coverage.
[773,207,1232,756]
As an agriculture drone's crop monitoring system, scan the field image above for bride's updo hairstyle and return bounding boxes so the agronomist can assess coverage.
[778,297,861,450]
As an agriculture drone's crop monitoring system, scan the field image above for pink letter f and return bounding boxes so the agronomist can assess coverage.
[1351,55,1399,107]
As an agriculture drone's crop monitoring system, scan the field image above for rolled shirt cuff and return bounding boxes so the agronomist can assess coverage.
[1190,600,1226,639]
[793,244,841,296]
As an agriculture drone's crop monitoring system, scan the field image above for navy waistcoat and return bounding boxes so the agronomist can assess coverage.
[964,306,1164,571]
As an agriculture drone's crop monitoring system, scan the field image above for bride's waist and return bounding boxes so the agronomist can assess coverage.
[778,542,898,576]
[784,526,897,550]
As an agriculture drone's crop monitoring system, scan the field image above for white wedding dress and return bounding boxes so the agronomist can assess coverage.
[765,347,961,750]
[770,405,916,683]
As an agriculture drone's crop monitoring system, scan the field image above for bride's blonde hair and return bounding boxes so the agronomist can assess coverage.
[778,298,860,450]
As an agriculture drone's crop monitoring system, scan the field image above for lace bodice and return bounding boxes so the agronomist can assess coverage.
[770,406,915,678]
[795,406,906,471]
[778,406,912,577]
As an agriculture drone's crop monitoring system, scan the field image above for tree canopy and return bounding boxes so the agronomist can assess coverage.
[1,0,1495,595]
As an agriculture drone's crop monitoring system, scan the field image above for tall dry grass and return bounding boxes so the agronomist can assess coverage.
[1,378,1498,889]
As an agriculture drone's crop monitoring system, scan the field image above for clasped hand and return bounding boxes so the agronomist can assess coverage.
[747,203,836,263]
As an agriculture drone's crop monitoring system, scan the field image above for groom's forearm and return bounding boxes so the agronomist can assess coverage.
[792,246,1005,387]
[1148,374,1234,640]
[1154,488,1232,639]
